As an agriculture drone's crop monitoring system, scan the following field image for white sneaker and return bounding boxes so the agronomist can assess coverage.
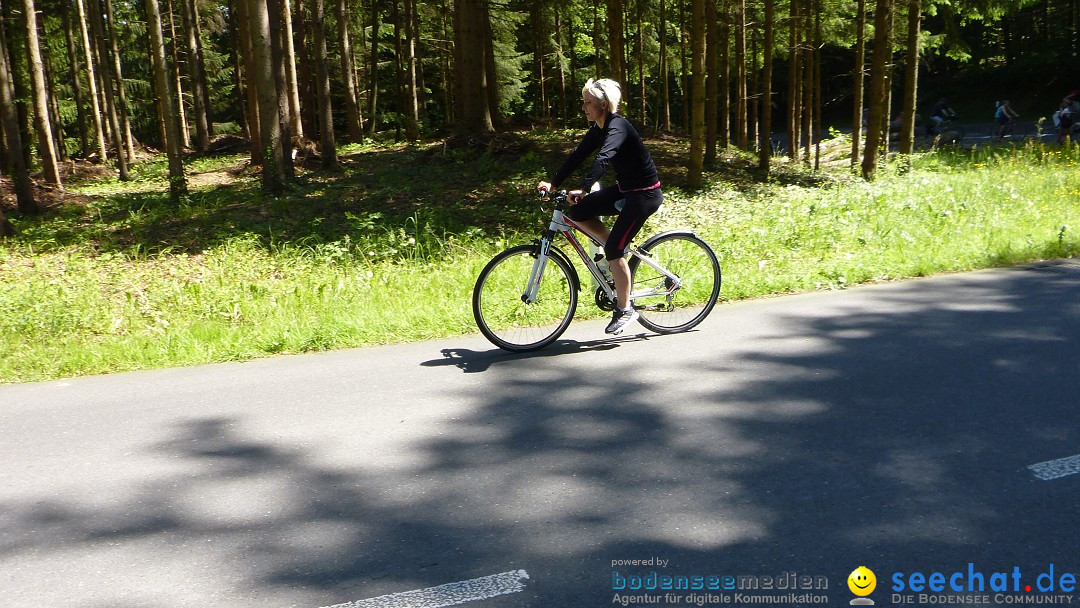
[605,307,639,335]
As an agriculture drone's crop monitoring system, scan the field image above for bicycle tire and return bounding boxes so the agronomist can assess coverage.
[473,244,579,352]
[948,125,966,143]
[993,122,1025,142]
[628,232,721,334]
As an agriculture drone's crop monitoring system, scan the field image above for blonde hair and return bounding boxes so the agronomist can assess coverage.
[583,78,622,115]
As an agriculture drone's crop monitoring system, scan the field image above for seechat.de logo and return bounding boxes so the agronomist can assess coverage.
[848,566,877,606]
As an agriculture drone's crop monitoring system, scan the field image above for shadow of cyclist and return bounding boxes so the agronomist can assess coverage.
[419,333,662,373]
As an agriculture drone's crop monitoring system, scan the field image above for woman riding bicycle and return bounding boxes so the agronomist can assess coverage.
[994,100,1019,138]
[538,78,663,335]
[928,97,957,135]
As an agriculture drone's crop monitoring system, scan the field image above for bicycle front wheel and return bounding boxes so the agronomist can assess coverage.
[473,244,579,352]
[629,232,721,334]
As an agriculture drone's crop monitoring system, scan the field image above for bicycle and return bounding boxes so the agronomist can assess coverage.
[991,118,1029,143]
[929,117,965,146]
[472,190,722,352]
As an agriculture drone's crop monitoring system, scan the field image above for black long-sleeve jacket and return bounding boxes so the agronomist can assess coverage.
[551,114,659,192]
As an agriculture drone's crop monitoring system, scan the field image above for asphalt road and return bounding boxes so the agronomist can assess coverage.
[772,120,1067,154]
[2,260,1079,608]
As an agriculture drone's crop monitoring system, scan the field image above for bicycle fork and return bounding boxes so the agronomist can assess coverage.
[522,232,554,304]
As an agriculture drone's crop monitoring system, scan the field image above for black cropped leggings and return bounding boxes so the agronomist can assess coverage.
[566,184,663,260]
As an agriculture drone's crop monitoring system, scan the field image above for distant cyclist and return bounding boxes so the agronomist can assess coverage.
[928,97,957,135]
[537,78,662,335]
[1057,95,1079,144]
[994,100,1019,138]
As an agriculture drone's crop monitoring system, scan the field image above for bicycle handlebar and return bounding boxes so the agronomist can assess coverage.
[539,189,569,207]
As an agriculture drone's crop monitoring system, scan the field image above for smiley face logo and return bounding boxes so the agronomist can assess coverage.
[848,566,877,597]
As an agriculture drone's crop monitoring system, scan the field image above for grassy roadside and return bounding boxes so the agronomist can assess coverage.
[2,136,1079,384]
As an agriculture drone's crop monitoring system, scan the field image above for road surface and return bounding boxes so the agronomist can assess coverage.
[2,260,1079,608]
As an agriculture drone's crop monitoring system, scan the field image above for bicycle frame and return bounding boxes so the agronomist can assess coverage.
[522,198,681,307]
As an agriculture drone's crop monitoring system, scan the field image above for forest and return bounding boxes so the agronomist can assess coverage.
[0,0,1079,224]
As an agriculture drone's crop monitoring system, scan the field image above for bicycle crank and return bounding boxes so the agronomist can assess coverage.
[594,285,617,311]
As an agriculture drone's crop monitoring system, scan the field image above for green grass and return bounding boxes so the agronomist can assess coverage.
[2,135,1079,384]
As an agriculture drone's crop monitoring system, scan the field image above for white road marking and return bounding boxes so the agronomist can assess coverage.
[322,570,530,608]
[1028,454,1080,480]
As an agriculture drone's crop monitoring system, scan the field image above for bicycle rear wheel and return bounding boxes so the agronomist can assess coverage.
[629,232,721,334]
[473,244,578,352]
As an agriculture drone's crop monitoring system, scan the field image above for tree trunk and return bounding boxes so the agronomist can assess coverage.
[337,0,363,140]
[165,0,191,148]
[482,1,499,124]
[606,0,626,84]
[282,0,304,138]
[636,0,644,121]
[453,0,494,133]
[593,0,603,75]
[861,0,893,181]
[41,22,66,162]
[180,0,211,151]
[3,0,34,173]
[787,0,800,159]
[439,0,452,125]
[266,0,295,177]
[567,1,579,113]
[61,0,90,158]
[851,0,866,169]
[704,0,717,164]
[391,0,405,139]
[0,206,16,237]
[899,0,921,159]
[231,0,249,138]
[801,0,812,164]
[0,116,7,172]
[678,0,687,131]
[294,0,317,137]
[248,0,286,191]
[687,0,705,187]
[555,9,568,123]
[748,22,757,150]
[312,0,337,165]
[758,0,773,171]
[812,0,822,168]
[403,0,420,137]
[22,0,62,187]
[658,0,670,131]
[73,0,107,162]
[409,0,425,118]
[367,0,380,135]
[145,0,188,202]
[719,0,729,147]
[90,0,129,179]
[235,0,263,163]
[0,15,36,214]
[532,0,548,119]
[734,0,746,150]
[104,0,137,161]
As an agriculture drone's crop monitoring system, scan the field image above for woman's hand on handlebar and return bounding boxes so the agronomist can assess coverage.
[567,189,585,204]
[537,181,552,194]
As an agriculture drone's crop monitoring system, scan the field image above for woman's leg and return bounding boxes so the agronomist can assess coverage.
[567,185,621,244]
[576,218,609,243]
[604,189,663,310]
[610,257,632,309]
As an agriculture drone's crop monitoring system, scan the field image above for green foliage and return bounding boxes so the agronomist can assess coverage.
[492,7,530,114]
[2,136,1079,383]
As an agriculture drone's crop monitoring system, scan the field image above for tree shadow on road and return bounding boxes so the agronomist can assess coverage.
[2,262,1079,607]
